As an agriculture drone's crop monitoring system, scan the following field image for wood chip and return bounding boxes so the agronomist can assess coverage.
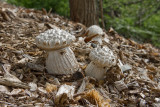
[55,84,75,105]
[114,80,128,91]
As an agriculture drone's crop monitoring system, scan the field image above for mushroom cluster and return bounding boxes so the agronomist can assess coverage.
[35,28,79,75]
[35,26,116,79]
[85,46,117,80]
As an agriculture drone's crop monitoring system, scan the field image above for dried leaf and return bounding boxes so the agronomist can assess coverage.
[83,89,111,107]
[45,82,57,93]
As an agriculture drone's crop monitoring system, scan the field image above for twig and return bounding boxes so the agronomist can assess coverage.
[48,8,52,15]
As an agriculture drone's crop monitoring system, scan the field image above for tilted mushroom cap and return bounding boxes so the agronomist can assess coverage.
[86,25,103,37]
[35,28,76,50]
[89,46,117,67]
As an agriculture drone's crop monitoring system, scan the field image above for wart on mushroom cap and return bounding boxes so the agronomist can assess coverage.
[85,46,117,80]
[84,25,104,45]
[35,28,79,75]
[35,28,75,50]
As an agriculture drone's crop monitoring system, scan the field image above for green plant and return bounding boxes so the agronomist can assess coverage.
[7,0,69,17]
[103,0,160,48]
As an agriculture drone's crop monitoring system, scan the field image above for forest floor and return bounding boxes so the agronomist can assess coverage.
[0,1,160,107]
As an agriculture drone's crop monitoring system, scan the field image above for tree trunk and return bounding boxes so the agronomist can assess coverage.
[69,0,98,27]
[100,0,105,29]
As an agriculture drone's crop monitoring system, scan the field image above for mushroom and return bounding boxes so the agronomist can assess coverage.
[35,28,79,75]
[85,46,117,80]
[84,25,104,45]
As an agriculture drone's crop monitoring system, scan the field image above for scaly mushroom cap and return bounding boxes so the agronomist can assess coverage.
[89,46,117,67]
[35,28,76,50]
[86,25,103,37]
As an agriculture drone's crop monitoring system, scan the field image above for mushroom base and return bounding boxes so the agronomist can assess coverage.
[46,47,79,75]
[85,62,106,80]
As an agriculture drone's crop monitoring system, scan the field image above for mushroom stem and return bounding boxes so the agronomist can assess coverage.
[85,62,106,80]
[46,47,78,74]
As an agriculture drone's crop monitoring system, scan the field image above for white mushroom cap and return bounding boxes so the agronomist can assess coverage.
[86,25,103,37]
[35,28,76,50]
[86,25,104,45]
[89,46,117,67]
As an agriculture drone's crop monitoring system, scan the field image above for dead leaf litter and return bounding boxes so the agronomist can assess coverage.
[0,1,160,107]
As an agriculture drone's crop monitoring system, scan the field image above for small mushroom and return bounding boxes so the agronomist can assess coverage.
[85,46,117,80]
[84,25,104,45]
[35,28,79,75]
